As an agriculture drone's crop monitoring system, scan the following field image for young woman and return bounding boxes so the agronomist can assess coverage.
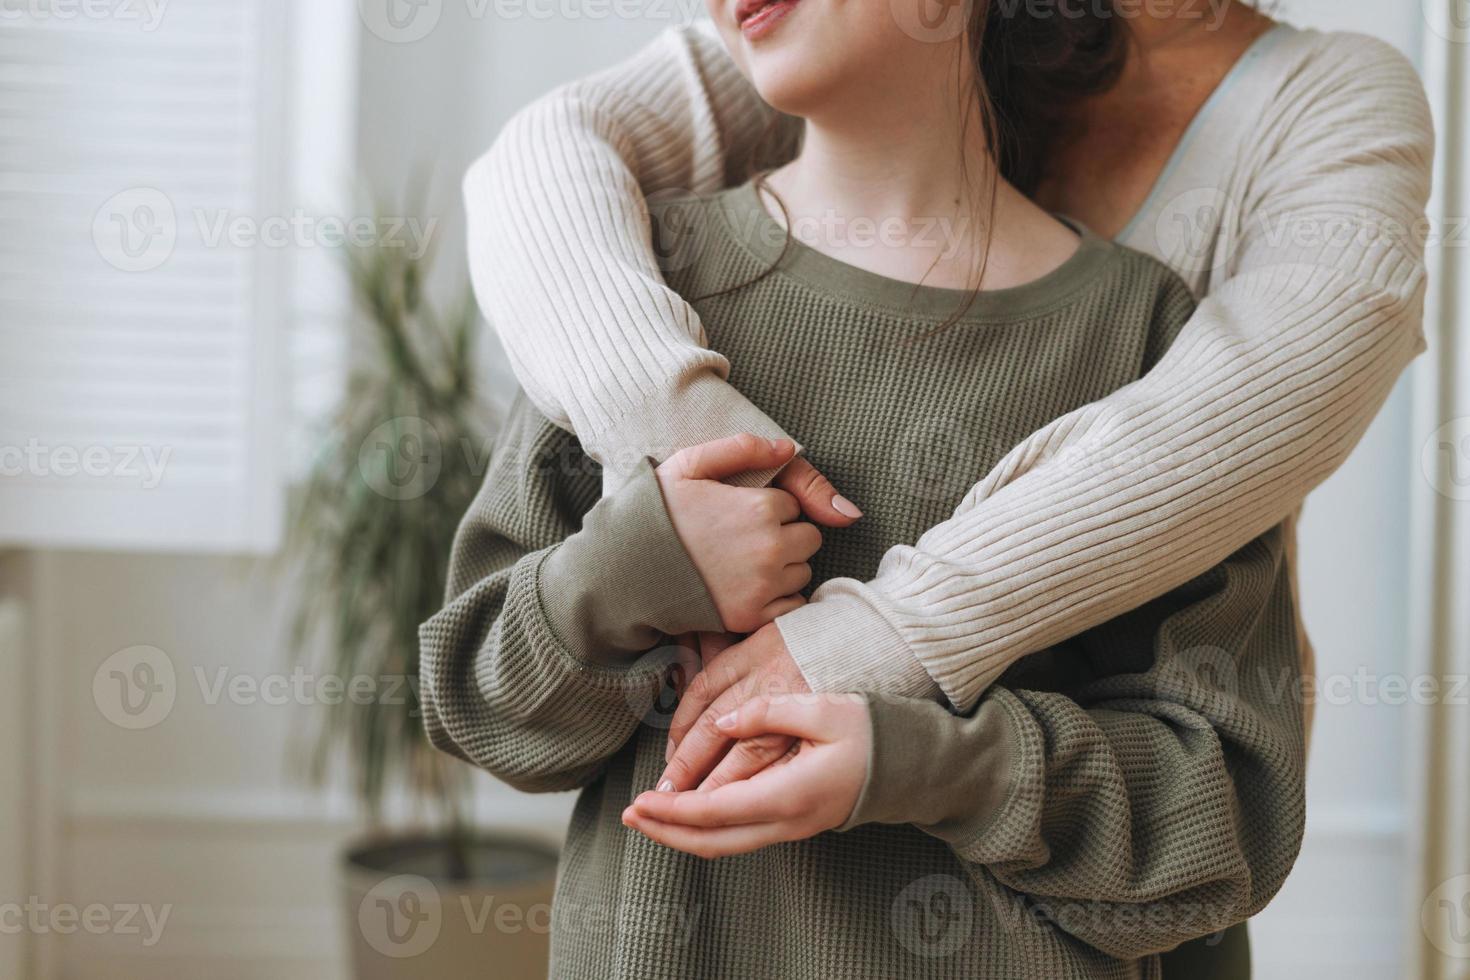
[422,1,1307,975]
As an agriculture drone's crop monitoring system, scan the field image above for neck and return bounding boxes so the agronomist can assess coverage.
[759,91,1081,294]
[769,89,994,239]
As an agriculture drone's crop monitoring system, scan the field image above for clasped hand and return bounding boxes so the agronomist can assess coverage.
[622,435,872,857]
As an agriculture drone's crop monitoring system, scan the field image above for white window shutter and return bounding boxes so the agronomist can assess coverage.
[0,0,299,553]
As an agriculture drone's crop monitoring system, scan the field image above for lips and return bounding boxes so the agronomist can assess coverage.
[735,0,800,39]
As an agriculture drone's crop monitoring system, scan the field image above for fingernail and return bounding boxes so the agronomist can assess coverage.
[657,779,675,793]
[832,494,863,519]
[715,712,738,731]
[769,438,792,454]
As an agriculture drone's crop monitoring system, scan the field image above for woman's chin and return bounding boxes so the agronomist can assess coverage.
[749,63,837,119]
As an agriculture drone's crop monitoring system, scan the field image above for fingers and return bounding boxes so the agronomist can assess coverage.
[757,488,802,524]
[660,687,747,791]
[716,694,858,743]
[773,456,862,528]
[779,521,822,562]
[698,631,736,661]
[774,563,812,597]
[630,763,806,828]
[698,733,797,792]
[665,646,745,759]
[621,810,794,859]
[668,434,797,482]
[758,594,806,622]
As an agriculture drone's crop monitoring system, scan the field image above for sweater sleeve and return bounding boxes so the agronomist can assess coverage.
[776,33,1433,709]
[842,524,1307,959]
[463,24,799,486]
[418,399,722,793]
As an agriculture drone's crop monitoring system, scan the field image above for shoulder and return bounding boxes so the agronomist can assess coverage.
[1279,28,1419,78]
[1262,29,1432,147]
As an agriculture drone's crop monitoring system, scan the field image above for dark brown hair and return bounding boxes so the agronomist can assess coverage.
[976,0,1129,197]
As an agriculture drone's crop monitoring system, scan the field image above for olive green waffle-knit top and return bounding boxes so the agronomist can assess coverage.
[420,184,1307,979]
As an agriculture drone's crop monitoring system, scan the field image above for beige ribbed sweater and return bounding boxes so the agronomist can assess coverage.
[463,22,1432,710]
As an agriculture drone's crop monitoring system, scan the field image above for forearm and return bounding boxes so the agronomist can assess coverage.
[850,690,1275,957]
[840,528,1307,958]
[420,408,722,790]
[465,25,799,484]
[421,550,663,793]
[783,260,1424,708]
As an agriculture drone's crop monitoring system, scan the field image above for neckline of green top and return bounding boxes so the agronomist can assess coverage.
[713,179,1120,322]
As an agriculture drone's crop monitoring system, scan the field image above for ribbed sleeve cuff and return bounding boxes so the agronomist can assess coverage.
[775,590,941,700]
[585,369,795,493]
[538,457,724,665]
[838,691,1023,839]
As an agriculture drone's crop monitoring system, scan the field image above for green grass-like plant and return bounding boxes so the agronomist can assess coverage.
[284,216,490,873]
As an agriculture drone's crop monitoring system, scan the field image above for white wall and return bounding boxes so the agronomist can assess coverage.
[4,1,1433,977]
[1245,8,1425,979]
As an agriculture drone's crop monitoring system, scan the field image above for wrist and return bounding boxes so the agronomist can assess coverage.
[538,457,723,664]
[838,691,1022,837]
[776,589,941,700]
[587,370,794,493]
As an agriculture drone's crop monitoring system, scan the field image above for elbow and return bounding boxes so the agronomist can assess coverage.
[422,703,591,795]
[463,91,565,225]
[1244,776,1307,919]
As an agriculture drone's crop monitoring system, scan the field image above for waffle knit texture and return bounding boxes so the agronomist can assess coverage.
[462,22,1432,712]
[421,185,1307,979]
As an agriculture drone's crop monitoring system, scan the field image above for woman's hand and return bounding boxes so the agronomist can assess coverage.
[624,693,871,858]
[657,434,847,634]
[659,624,808,791]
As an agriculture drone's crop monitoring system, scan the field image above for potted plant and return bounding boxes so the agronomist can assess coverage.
[283,213,559,978]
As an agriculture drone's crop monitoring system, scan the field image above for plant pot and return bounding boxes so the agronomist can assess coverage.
[342,831,560,980]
